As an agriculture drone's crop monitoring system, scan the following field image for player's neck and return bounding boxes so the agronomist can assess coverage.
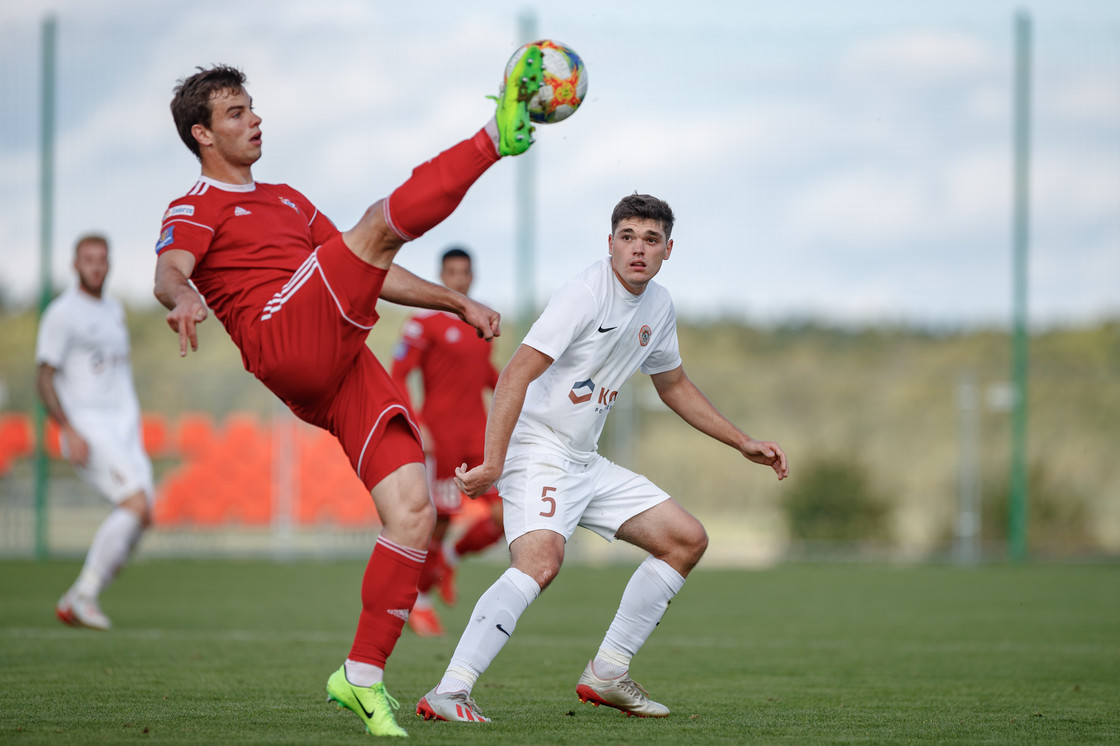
[77,283,103,300]
[200,158,254,186]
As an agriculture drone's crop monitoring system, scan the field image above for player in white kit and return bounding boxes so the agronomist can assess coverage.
[416,194,789,722]
[36,234,154,630]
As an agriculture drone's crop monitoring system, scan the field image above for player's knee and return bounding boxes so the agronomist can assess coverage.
[677,518,709,565]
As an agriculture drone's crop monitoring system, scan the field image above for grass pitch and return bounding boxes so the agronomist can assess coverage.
[1,558,1116,744]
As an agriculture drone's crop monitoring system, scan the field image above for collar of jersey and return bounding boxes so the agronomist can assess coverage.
[198,175,257,193]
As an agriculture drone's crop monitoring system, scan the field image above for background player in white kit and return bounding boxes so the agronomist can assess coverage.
[416,194,789,722]
[36,234,154,630]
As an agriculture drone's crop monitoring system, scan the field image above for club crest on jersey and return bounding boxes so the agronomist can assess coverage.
[568,379,595,404]
[279,197,300,213]
[162,204,194,220]
[154,225,175,252]
[639,325,652,347]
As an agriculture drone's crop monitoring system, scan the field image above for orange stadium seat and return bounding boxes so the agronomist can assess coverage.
[174,412,216,458]
[141,414,170,457]
[0,414,33,474]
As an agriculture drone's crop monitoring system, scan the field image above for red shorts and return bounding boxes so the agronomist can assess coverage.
[241,234,423,489]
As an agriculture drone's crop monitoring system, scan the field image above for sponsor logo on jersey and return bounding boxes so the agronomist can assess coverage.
[234,206,252,216]
[280,197,300,213]
[568,379,595,404]
[162,204,195,220]
[639,325,652,346]
[154,225,175,252]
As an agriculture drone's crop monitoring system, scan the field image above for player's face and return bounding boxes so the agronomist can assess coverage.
[608,218,673,295]
[198,88,262,171]
[440,256,473,295]
[74,240,109,298]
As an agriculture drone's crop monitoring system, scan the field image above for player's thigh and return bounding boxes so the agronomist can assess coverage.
[77,432,154,506]
[614,498,707,558]
[497,450,593,546]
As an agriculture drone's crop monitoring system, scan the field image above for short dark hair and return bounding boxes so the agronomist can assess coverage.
[611,194,676,239]
[441,246,472,264]
[73,233,108,257]
[170,65,247,159]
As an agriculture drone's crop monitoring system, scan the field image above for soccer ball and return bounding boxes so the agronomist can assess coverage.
[503,39,588,124]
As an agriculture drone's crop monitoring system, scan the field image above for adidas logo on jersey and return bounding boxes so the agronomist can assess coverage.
[234,206,252,216]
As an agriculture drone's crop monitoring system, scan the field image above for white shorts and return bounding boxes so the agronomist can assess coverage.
[497,448,670,545]
[66,423,154,505]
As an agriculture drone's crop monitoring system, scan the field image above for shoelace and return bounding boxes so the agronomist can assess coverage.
[614,676,651,702]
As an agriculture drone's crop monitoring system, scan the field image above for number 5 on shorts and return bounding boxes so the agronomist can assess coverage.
[540,486,557,518]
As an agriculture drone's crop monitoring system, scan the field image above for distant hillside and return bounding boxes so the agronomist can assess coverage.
[2,306,1117,558]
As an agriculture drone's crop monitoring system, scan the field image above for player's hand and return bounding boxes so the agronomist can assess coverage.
[460,298,501,342]
[165,292,208,357]
[741,438,789,481]
[453,460,502,498]
[61,424,90,468]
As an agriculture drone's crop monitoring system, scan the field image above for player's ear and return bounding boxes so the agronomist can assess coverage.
[664,238,673,260]
[607,234,614,255]
[190,123,212,149]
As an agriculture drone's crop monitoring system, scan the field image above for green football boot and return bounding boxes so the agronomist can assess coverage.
[326,666,408,737]
[495,44,543,156]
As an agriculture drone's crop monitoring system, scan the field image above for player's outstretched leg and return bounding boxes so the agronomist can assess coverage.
[416,688,491,723]
[575,660,670,718]
[495,44,543,156]
[326,665,408,737]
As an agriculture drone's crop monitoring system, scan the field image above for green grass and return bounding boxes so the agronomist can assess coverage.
[1,560,1117,744]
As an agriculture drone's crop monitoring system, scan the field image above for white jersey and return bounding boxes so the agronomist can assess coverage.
[512,257,681,463]
[35,285,142,437]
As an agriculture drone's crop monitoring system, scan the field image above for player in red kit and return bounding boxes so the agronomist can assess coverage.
[391,248,505,637]
[153,50,554,738]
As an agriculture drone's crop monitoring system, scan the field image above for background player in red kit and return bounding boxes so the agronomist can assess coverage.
[391,247,505,637]
[153,50,550,737]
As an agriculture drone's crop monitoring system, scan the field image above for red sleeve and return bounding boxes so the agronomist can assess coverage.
[156,196,217,262]
[390,316,428,412]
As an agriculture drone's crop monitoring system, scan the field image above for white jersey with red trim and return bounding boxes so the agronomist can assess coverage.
[513,257,681,463]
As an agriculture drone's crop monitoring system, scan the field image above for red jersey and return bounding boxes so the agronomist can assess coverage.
[155,177,339,354]
[391,310,499,453]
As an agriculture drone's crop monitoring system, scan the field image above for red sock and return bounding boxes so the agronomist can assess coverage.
[417,538,444,594]
[348,536,426,667]
[454,516,504,557]
[383,129,500,241]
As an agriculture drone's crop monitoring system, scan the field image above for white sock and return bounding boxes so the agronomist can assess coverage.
[414,591,433,610]
[436,567,540,694]
[595,556,685,670]
[345,659,384,687]
[483,118,500,152]
[74,507,144,599]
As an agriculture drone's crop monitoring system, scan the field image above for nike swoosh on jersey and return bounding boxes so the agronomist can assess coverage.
[597,325,618,333]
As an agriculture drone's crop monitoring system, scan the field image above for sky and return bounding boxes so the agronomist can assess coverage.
[1,0,1117,329]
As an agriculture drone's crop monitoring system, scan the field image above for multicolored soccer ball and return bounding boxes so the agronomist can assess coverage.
[503,39,588,124]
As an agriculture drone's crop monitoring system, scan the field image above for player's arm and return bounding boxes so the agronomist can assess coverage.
[153,248,208,357]
[650,364,789,481]
[382,264,500,342]
[35,363,89,467]
[454,344,554,497]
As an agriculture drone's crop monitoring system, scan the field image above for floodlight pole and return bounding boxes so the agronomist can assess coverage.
[33,15,57,561]
[1009,11,1032,562]
[514,10,538,334]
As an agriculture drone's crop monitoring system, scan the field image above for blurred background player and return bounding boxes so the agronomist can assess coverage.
[390,247,504,637]
[154,48,549,737]
[35,234,154,631]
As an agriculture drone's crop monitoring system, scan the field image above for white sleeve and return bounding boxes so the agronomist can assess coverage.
[35,301,69,368]
[521,278,597,361]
